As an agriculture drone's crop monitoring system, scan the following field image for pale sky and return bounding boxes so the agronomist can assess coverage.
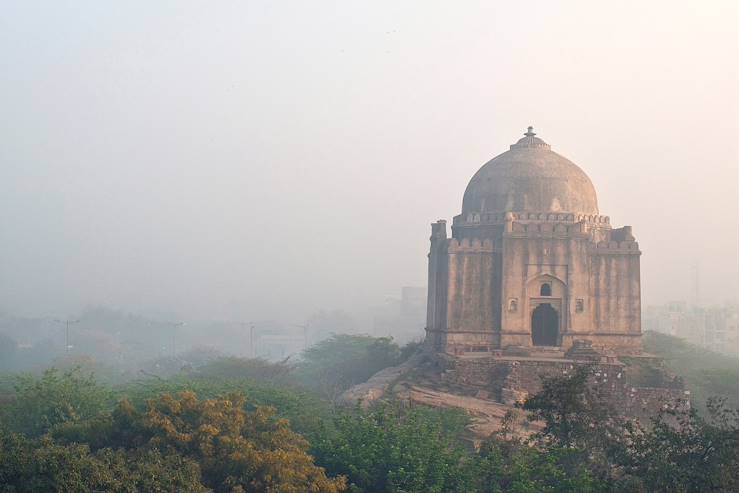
[1,0,737,322]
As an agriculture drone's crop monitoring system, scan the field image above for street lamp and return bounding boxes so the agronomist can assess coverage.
[168,321,186,357]
[53,318,80,353]
[239,322,256,358]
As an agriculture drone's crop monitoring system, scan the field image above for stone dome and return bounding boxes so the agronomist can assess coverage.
[462,127,599,215]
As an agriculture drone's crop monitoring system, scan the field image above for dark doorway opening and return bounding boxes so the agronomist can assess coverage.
[532,303,559,346]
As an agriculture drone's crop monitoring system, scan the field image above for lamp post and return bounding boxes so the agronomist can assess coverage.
[239,322,256,358]
[53,318,80,353]
[168,322,185,357]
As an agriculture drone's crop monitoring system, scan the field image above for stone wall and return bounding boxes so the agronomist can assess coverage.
[434,353,688,419]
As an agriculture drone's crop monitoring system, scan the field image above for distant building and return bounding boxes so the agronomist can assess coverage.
[645,302,739,356]
[372,287,426,343]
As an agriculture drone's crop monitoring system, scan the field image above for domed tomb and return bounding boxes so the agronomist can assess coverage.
[462,127,599,216]
[425,126,642,356]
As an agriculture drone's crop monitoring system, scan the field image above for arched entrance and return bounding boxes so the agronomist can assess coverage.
[532,303,559,346]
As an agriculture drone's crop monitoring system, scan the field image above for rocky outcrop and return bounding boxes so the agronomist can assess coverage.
[338,353,423,408]
[407,385,542,441]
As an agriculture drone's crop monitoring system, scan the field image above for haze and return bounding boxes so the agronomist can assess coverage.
[1,1,737,324]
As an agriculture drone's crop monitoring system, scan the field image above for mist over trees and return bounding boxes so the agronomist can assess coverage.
[1,342,737,492]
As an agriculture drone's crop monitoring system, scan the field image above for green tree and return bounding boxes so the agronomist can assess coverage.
[0,333,18,371]
[192,356,294,384]
[313,404,474,493]
[523,365,607,447]
[0,430,208,492]
[0,367,110,437]
[297,334,401,403]
[626,397,739,493]
[474,436,602,493]
[112,374,331,439]
[521,365,634,483]
[520,364,739,492]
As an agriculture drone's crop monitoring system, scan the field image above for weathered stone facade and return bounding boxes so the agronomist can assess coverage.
[426,128,642,355]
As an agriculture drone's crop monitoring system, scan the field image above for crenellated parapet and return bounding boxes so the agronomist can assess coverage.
[503,219,609,237]
[446,237,496,253]
[507,221,579,236]
[591,226,641,255]
[454,211,611,227]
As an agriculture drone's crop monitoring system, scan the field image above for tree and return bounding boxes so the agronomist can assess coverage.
[0,333,18,371]
[520,365,739,492]
[0,430,209,493]
[474,435,602,493]
[521,365,636,485]
[0,367,110,437]
[296,334,401,403]
[112,372,331,439]
[55,391,346,493]
[192,356,294,383]
[312,404,474,493]
[522,365,610,447]
[626,397,739,493]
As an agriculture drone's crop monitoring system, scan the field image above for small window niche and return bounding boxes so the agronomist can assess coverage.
[540,283,552,297]
[508,298,518,312]
[576,298,585,313]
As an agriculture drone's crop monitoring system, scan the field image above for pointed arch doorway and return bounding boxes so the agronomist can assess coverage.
[532,303,559,346]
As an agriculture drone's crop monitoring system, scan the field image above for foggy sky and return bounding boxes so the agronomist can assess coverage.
[1,1,737,323]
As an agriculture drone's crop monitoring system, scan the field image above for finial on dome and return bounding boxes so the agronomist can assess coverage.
[510,126,550,150]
